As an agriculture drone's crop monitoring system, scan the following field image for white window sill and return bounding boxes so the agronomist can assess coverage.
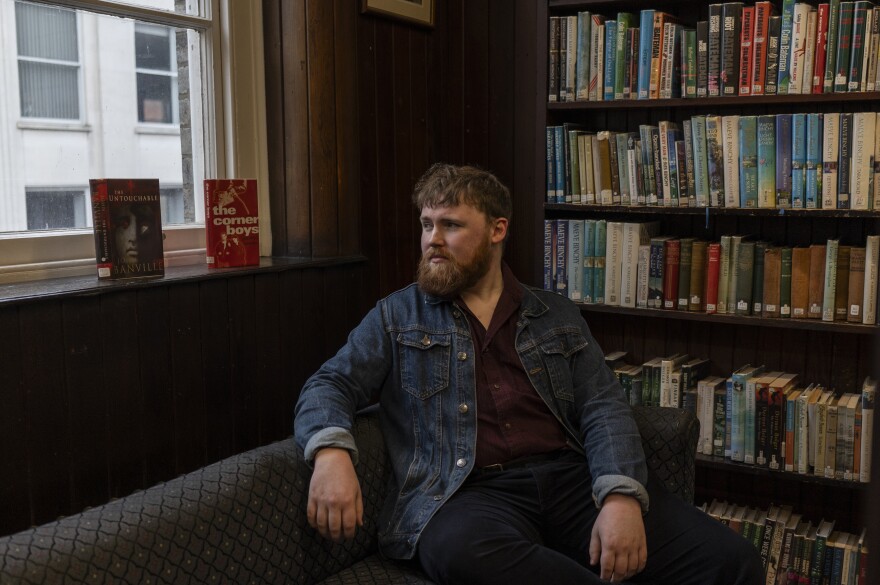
[17,120,92,132]
[135,124,181,135]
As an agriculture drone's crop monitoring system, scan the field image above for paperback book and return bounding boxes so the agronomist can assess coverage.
[204,179,260,268]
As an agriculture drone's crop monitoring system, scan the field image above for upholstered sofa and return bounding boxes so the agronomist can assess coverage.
[0,406,698,585]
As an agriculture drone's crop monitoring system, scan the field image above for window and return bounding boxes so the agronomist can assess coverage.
[135,23,178,124]
[15,1,80,120]
[26,189,88,230]
[0,0,270,283]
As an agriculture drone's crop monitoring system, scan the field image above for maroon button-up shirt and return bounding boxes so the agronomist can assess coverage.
[459,263,570,468]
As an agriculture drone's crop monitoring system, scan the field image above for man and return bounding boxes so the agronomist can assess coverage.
[295,164,762,584]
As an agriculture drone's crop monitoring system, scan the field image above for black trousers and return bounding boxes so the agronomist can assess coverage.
[416,451,763,585]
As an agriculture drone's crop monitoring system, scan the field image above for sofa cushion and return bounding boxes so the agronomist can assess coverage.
[316,555,434,585]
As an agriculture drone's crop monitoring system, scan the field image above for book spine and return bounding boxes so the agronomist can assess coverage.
[594,220,607,303]
[801,9,818,95]
[692,116,710,206]
[651,126,664,205]
[822,112,840,208]
[549,17,561,102]
[805,113,823,209]
[763,246,782,318]
[813,3,830,94]
[649,12,666,98]
[780,246,793,318]
[88,179,112,279]
[685,29,697,98]
[791,113,807,209]
[638,10,655,99]
[765,15,783,94]
[575,12,592,100]
[752,2,772,95]
[851,111,876,210]
[637,243,651,308]
[753,241,768,314]
[718,234,732,314]
[848,247,867,322]
[705,242,721,314]
[788,3,811,94]
[745,377,759,464]
[860,381,875,482]
[708,4,723,96]
[697,19,710,97]
[809,244,828,319]
[822,239,840,322]
[603,21,617,101]
[722,116,741,208]
[543,220,554,292]
[690,241,707,310]
[567,220,584,301]
[739,115,758,208]
[776,113,794,208]
[640,125,658,204]
[735,241,756,315]
[555,220,568,296]
[607,131,622,204]
[837,112,853,209]
[615,13,633,100]
[848,1,870,91]
[706,115,725,207]
[824,0,843,92]
[663,239,681,309]
[834,2,855,93]
[721,2,744,96]
[546,127,556,202]
[868,7,880,91]
[777,0,797,94]
[589,16,606,100]
[863,235,879,324]
[757,115,777,209]
[682,119,696,204]
[768,383,786,469]
[755,379,771,466]
[678,238,693,309]
[604,221,624,306]
[739,6,755,95]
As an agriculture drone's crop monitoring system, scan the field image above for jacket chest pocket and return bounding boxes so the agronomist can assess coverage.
[538,327,588,402]
[398,331,452,399]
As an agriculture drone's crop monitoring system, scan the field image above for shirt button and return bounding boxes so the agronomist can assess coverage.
[433,495,443,501]
[456,458,467,468]
[458,403,469,414]
[457,352,468,361]
[504,423,512,430]
[453,310,461,318]
[493,384,500,390]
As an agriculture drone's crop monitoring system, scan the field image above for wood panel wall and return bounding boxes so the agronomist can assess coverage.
[0,263,367,536]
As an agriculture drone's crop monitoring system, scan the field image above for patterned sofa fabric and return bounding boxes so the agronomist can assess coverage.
[0,407,696,585]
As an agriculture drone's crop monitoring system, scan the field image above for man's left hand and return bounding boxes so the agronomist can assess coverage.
[589,493,647,582]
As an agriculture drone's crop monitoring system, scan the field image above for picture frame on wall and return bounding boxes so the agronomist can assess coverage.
[362,0,435,28]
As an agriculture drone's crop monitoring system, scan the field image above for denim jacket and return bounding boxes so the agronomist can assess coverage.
[294,280,648,560]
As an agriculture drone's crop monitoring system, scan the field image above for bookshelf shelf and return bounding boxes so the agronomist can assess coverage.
[695,455,871,491]
[576,303,878,335]
[548,91,880,110]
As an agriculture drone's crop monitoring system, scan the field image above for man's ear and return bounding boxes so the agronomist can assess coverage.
[491,218,509,244]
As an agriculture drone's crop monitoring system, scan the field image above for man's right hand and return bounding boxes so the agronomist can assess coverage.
[307,447,364,542]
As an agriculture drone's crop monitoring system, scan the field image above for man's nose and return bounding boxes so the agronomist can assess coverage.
[427,228,444,246]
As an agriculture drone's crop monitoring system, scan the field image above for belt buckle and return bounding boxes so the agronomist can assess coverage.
[482,463,504,472]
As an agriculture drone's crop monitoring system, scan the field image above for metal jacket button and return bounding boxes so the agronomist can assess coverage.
[458,403,468,414]
[457,352,467,361]
[456,458,467,468]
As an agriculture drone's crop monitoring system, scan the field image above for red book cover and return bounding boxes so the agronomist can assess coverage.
[812,4,830,94]
[663,239,681,309]
[89,178,165,279]
[204,179,260,268]
[751,1,774,95]
[739,6,756,95]
[705,242,721,313]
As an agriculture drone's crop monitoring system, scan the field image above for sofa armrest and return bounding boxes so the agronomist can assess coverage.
[0,414,391,585]
[631,406,699,503]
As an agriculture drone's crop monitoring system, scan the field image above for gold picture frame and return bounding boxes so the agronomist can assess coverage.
[362,0,435,28]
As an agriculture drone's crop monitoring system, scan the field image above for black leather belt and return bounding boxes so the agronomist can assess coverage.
[472,449,570,475]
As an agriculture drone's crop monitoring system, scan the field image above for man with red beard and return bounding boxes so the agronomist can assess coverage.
[295,164,762,584]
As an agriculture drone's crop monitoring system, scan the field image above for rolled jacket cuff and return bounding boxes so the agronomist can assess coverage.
[303,426,359,466]
[592,474,650,514]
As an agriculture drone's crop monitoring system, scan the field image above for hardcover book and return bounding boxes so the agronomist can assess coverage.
[706,115,726,207]
[787,3,812,94]
[762,246,782,318]
[779,246,793,318]
[847,247,866,324]
[621,221,662,308]
[637,9,655,99]
[823,0,843,92]
[738,6,756,96]
[837,112,853,209]
[863,235,879,324]
[850,111,876,210]
[751,2,775,95]
[663,238,682,309]
[204,179,260,268]
[833,2,855,93]
[697,20,709,97]
[805,112,823,208]
[691,116,710,206]
[776,0,797,94]
[791,246,811,318]
[575,11,593,100]
[812,3,830,94]
[677,237,695,309]
[722,115,741,208]
[833,245,851,320]
[705,241,722,313]
[89,178,164,279]
[822,239,840,322]
[790,113,807,208]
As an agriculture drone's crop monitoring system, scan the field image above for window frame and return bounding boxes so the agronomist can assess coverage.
[0,0,271,284]
[134,21,179,125]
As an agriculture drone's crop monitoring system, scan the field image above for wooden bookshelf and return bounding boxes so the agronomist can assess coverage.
[537,0,878,537]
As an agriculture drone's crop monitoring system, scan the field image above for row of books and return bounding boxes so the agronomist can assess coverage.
[544,219,880,326]
[702,499,868,585]
[545,111,880,210]
[88,178,259,279]
[607,349,876,482]
[549,1,880,103]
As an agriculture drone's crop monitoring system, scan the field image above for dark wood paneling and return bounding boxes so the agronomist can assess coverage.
[0,308,29,532]
[0,263,368,537]
[334,0,361,257]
